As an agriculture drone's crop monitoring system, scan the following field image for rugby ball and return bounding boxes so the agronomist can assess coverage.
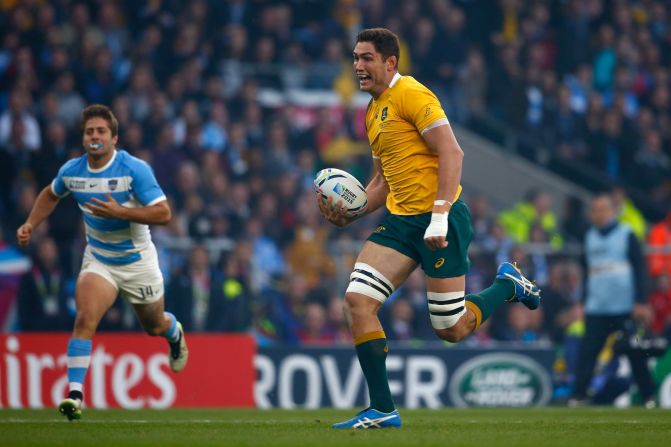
[314,168,368,217]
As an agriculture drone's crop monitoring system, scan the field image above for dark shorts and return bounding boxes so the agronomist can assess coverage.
[367,199,474,278]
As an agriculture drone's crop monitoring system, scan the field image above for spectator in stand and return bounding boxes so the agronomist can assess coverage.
[285,192,336,290]
[542,262,583,344]
[298,302,335,344]
[481,221,515,266]
[647,211,671,278]
[629,129,671,201]
[611,185,647,241]
[17,237,73,331]
[167,245,250,332]
[469,194,494,246]
[649,274,671,338]
[498,189,563,249]
[166,244,215,332]
[498,305,546,343]
[0,88,41,152]
[326,294,351,344]
[561,196,590,244]
[384,298,417,342]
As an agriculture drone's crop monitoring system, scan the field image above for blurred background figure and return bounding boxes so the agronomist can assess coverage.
[569,193,655,408]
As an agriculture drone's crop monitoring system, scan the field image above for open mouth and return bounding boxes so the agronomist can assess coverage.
[357,74,372,85]
[89,143,102,149]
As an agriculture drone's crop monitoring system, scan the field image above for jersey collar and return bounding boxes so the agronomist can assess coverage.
[88,149,117,173]
[388,72,402,88]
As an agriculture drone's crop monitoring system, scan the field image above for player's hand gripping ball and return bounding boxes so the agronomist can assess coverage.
[314,168,368,217]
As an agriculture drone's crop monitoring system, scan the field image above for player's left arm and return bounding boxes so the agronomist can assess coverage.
[87,194,171,225]
[86,158,171,225]
[422,123,463,249]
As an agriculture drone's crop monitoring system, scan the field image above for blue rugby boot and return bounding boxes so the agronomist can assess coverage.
[496,262,541,310]
[332,408,401,429]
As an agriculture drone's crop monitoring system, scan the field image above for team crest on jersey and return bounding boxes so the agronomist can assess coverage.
[381,107,388,121]
[108,179,118,191]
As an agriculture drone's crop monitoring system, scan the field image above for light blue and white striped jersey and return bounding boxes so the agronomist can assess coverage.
[51,149,166,266]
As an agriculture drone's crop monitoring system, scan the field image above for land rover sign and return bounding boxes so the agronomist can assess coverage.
[449,353,552,407]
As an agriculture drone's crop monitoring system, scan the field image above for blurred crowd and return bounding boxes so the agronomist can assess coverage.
[0,0,670,378]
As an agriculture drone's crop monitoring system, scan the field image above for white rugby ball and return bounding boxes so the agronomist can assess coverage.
[314,168,368,217]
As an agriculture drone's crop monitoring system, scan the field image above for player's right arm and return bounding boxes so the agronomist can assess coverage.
[16,186,61,246]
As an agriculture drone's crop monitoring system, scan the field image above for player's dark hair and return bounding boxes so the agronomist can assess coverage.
[356,28,400,65]
[80,104,118,137]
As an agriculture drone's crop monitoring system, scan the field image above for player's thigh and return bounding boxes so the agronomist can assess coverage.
[115,246,165,306]
[425,275,465,293]
[346,241,418,311]
[355,241,418,287]
[75,271,118,321]
[419,199,473,278]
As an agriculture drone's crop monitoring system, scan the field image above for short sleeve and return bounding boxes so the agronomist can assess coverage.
[51,161,73,197]
[131,159,166,206]
[399,84,448,134]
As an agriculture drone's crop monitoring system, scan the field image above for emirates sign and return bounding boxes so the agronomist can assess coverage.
[0,334,256,409]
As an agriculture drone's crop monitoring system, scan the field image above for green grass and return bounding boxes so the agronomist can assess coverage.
[0,408,669,447]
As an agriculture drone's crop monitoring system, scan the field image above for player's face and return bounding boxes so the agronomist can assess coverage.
[82,117,118,160]
[353,42,392,98]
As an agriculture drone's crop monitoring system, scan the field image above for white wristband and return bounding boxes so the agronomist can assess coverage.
[434,199,453,207]
[424,211,449,240]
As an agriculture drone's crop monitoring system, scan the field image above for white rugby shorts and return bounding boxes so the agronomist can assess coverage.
[80,243,164,304]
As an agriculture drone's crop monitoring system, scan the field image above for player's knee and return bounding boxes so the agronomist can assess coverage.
[74,312,97,331]
[344,262,395,314]
[428,291,466,338]
[344,292,379,320]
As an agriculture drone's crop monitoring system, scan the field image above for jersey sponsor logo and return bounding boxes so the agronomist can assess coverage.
[381,106,388,121]
[69,180,86,190]
[434,258,445,268]
[424,105,432,117]
[449,353,552,407]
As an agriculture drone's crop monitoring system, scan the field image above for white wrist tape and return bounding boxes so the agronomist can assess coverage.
[424,211,449,239]
[434,199,453,207]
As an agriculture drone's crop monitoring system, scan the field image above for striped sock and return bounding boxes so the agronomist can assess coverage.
[67,338,92,397]
[163,312,180,343]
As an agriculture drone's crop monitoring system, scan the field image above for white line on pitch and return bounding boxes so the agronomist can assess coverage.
[0,419,310,424]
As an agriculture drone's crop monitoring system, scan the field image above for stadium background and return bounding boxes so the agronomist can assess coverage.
[0,0,671,410]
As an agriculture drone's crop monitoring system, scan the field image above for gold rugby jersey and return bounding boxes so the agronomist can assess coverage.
[365,73,462,215]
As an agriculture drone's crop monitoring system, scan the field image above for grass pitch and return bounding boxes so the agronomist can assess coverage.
[0,408,669,447]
